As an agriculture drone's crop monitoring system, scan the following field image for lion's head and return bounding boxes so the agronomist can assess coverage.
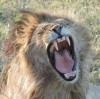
[1,10,91,99]
[4,10,90,84]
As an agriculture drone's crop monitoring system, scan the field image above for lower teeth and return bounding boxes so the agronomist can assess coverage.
[64,70,76,79]
[64,73,70,79]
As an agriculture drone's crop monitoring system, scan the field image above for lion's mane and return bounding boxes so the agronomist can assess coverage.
[0,10,92,99]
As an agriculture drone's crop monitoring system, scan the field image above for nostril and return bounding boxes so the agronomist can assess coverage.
[52,25,63,38]
[52,25,62,33]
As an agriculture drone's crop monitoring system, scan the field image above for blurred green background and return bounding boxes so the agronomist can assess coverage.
[0,0,100,85]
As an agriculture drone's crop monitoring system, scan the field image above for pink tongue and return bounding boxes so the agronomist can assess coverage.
[54,49,74,73]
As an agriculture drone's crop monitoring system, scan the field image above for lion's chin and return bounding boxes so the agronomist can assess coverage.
[47,35,79,83]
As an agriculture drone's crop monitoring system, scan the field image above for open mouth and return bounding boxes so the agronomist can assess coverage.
[47,36,77,81]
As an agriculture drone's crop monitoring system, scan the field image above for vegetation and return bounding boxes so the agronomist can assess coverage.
[0,0,100,85]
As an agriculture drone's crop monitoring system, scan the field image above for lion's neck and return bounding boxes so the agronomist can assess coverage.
[2,68,87,99]
[38,82,87,99]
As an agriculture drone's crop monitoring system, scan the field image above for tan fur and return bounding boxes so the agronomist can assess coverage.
[0,10,100,99]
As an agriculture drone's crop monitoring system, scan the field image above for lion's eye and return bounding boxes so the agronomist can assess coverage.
[38,31,43,34]
[37,25,50,35]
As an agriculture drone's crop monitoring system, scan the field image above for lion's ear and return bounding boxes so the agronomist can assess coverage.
[3,10,40,58]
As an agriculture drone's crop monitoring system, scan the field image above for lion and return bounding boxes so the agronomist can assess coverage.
[0,10,100,99]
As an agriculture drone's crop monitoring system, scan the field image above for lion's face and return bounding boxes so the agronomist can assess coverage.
[25,16,87,84]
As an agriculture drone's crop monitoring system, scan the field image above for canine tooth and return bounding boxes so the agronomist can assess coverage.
[54,41,58,50]
[64,73,69,79]
[57,37,65,42]
[66,37,70,46]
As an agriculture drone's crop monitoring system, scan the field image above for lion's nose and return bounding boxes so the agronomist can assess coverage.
[52,25,63,38]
